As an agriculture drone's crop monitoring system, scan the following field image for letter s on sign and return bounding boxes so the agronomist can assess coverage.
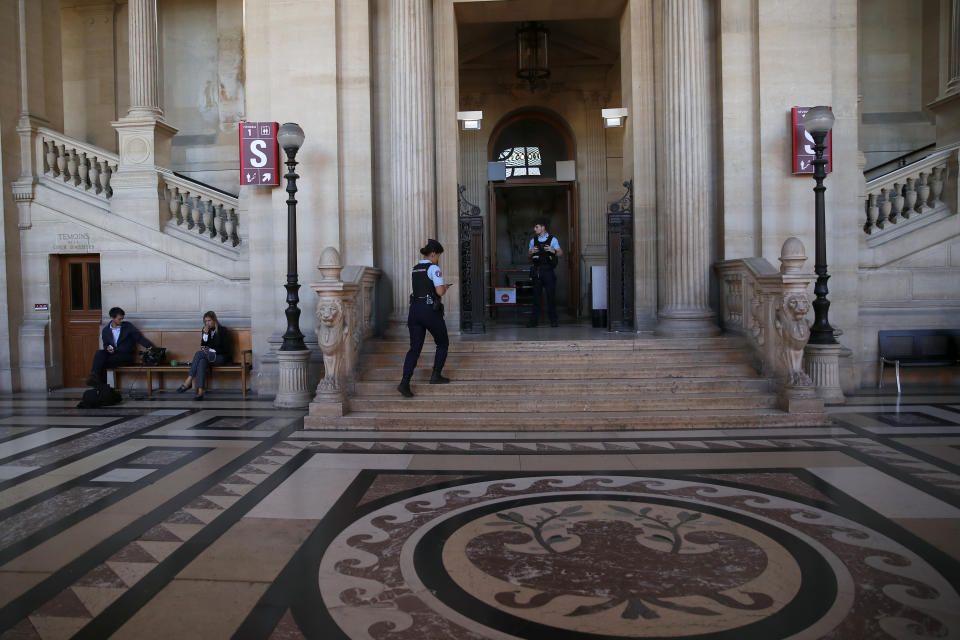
[249,139,268,167]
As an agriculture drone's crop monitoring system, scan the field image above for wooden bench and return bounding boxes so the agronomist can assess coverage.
[109,328,253,397]
[878,329,960,393]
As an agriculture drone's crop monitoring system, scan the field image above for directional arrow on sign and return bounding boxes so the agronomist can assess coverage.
[261,173,271,183]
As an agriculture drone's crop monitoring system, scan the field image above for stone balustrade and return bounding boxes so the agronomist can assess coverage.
[863,146,958,235]
[37,129,118,200]
[160,172,241,247]
[309,247,381,418]
[715,238,826,412]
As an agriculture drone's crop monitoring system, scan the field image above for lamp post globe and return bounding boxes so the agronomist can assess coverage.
[802,106,837,345]
[279,122,307,352]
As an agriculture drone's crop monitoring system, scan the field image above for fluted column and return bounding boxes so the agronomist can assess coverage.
[390,0,436,319]
[127,0,162,118]
[581,92,608,252]
[948,0,960,95]
[654,0,718,337]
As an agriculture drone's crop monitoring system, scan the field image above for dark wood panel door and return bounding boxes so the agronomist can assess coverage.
[59,255,102,387]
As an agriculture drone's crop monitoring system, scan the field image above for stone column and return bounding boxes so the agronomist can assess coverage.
[127,0,162,118]
[111,0,177,230]
[389,0,436,320]
[581,92,608,253]
[654,0,718,337]
[948,0,960,95]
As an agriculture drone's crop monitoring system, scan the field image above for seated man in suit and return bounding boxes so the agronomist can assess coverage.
[86,307,152,387]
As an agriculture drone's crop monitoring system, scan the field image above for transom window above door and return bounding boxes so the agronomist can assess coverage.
[490,113,570,180]
[497,146,543,177]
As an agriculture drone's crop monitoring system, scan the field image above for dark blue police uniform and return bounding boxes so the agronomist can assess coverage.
[528,233,560,327]
[401,260,449,379]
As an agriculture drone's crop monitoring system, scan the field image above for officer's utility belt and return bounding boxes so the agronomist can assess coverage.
[410,293,444,313]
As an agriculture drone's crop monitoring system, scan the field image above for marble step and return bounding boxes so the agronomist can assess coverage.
[346,392,779,413]
[353,378,773,396]
[304,409,833,431]
[360,349,752,366]
[366,336,746,353]
[360,362,759,380]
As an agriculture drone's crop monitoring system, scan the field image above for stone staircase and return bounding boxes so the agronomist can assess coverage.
[304,335,833,431]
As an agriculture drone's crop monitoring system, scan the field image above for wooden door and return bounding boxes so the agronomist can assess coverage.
[59,255,102,387]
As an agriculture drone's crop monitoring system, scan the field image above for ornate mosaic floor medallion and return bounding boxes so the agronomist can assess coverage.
[318,476,960,639]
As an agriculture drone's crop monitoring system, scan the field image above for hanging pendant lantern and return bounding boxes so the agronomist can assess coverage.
[516,21,549,92]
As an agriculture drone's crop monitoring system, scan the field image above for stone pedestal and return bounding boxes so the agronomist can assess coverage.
[804,343,846,404]
[274,349,312,408]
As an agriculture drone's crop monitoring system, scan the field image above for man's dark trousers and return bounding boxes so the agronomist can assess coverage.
[90,350,135,384]
[531,266,558,325]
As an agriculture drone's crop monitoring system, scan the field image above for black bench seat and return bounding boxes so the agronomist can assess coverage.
[877,329,960,393]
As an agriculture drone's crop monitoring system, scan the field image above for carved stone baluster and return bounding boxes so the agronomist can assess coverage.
[78,153,90,190]
[916,172,930,213]
[864,193,877,234]
[201,201,213,237]
[45,140,57,176]
[205,203,217,238]
[929,166,944,205]
[188,195,200,229]
[210,203,227,242]
[88,157,100,194]
[889,182,903,222]
[227,209,239,246]
[902,178,916,219]
[167,185,181,222]
[68,150,81,186]
[56,144,67,180]
[102,162,114,198]
[879,187,892,226]
[179,194,192,228]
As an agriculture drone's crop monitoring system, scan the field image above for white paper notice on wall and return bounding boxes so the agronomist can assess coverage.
[591,266,607,310]
[557,160,576,181]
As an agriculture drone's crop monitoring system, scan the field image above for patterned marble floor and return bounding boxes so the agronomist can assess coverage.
[0,389,958,639]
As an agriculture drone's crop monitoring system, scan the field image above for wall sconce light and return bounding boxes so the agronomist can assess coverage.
[601,108,628,128]
[457,111,483,131]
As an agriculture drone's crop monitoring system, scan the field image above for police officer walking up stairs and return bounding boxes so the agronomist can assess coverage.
[398,239,453,398]
[527,220,563,328]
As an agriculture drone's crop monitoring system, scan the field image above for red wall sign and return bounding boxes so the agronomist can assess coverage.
[791,107,833,175]
[239,121,280,186]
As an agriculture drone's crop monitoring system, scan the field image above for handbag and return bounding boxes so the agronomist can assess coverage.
[140,346,167,366]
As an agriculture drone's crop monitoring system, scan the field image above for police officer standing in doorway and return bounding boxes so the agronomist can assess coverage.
[527,220,563,327]
[398,239,453,398]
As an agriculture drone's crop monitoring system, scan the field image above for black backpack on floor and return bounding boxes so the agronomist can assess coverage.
[77,384,123,408]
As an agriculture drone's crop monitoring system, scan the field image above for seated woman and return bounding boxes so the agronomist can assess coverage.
[177,311,231,401]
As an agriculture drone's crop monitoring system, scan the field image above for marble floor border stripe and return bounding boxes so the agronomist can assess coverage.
[0,418,304,633]
[0,418,127,466]
[836,422,960,478]
[0,412,190,493]
[826,442,960,509]
[0,447,210,566]
[70,448,312,640]
[0,427,45,446]
[294,431,858,444]
[232,468,381,639]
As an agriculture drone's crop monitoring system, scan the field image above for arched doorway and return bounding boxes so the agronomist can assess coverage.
[487,109,579,323]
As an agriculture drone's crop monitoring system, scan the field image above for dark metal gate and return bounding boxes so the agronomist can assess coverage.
[606,180,634,331]
[458,184,485,333]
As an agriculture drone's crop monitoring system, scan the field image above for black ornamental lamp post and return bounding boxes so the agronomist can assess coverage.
[277,122,307,352]
[802,106,837,345]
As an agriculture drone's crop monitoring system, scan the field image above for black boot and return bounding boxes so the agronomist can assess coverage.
[430,369,450,384]
[397,376,414,398]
